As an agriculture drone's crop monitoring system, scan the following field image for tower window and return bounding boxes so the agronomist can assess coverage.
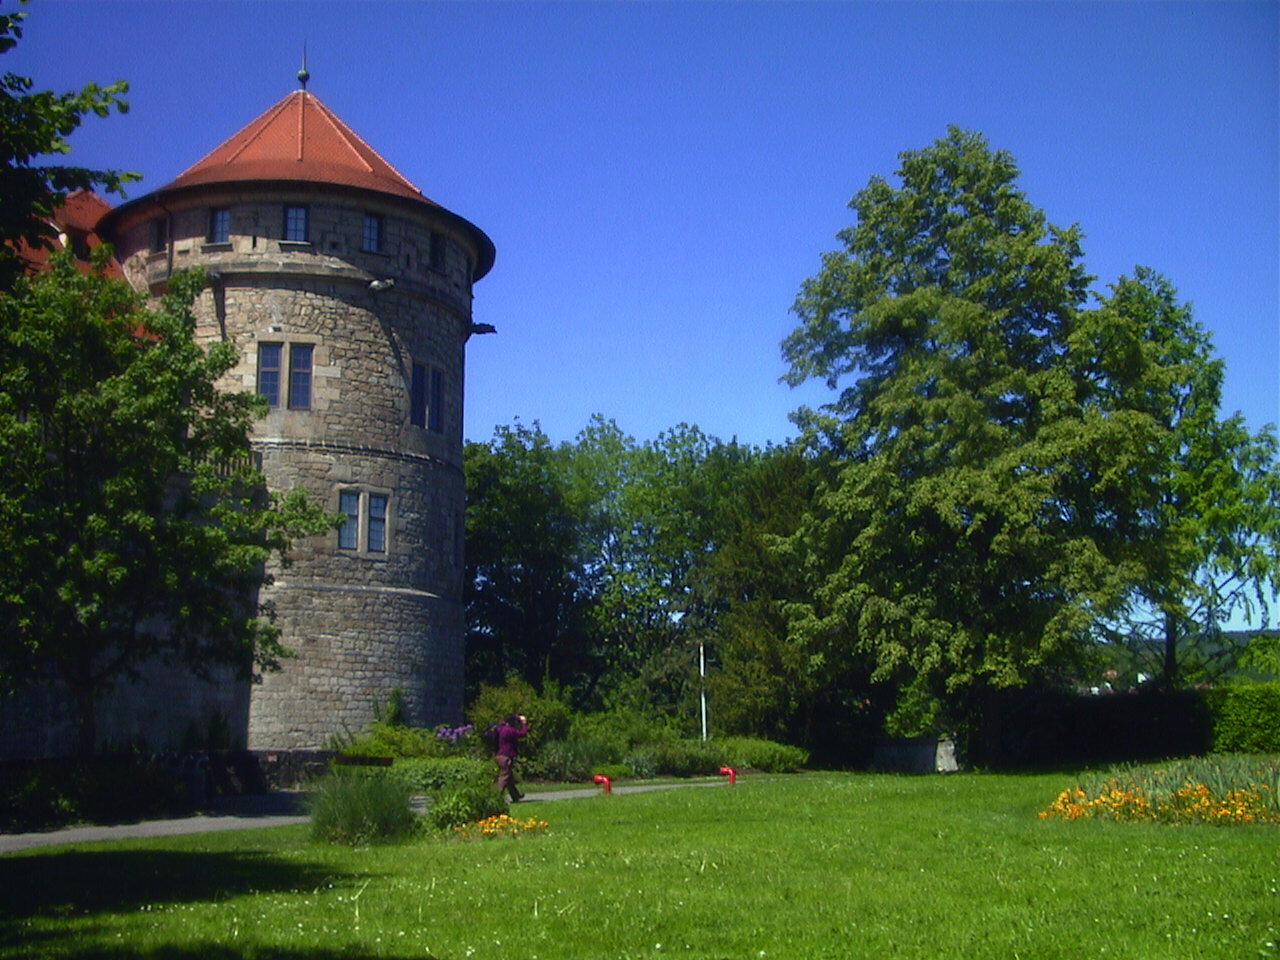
[258,342,314,410]
[428,366,444,433]
[367,494,388,553]
[410,362,427,428]
[338,490,360,550]
[429,231,446,271]
[257,342,282,407]
[337,489,391,555]
[409,361,444,432]
[208,207,230,243]
[283,205,309,242]
[149,217,168,254]
[362,213,382,253]
[288,343,313,410]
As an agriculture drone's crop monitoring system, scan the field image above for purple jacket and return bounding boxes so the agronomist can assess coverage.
[496,721,527,758]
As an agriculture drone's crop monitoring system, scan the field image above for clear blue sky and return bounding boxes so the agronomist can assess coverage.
[13,0,1278,449]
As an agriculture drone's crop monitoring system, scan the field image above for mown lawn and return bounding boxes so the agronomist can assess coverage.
[1,771,1275,959]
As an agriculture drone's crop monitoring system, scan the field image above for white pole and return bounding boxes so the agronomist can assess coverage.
[699,642,708,742]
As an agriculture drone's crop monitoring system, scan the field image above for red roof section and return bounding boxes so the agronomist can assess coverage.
[15,189,123,278]
[164,91,435,204]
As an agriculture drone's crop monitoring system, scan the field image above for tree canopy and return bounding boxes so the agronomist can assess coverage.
[0,254,335,754]
[778,127,1278,738]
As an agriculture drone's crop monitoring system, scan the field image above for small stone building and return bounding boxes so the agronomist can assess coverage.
[1,86,494,757]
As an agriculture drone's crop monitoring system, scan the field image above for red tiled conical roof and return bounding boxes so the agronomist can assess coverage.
[164,90,432,203]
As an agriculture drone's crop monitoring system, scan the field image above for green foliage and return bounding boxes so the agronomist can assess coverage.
[426,782,508,830]
[713,737,809,773]
[644,739,723,777]
[525,738,615,781]
[776,125,1279,737]
[465,417,761,717]
[390,756,494,795]
[464,421,593,697]
[567,707,681,753]
[466,675,573,753]
[0,6,138,288]
[306,768,418,845]
[0,256,339,754]
[342,722,439,759]
[1206,683,1280,754]
[379,755,508,830]
[0,755,190,831]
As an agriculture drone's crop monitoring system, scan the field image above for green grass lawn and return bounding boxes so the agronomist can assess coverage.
[2,771,1276,959]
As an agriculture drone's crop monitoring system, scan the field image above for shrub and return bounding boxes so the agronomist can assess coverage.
[467,676,574,755]
[391,756,493,795]
[426,783,508,830]
[714,737,809,773]
[526,737,618,782]
[647,739,722,777]
[568,709,681,756]
[341,721,438,759]
[1206,683,1280,753]
[622,747,658,779]
[307,769,418,845]
[0,755,191,831]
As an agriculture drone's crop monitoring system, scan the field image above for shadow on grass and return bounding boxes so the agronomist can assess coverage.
[4,946,439,960]
[0,849,433,958]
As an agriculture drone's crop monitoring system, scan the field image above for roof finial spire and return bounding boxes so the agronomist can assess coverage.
[297,43,310,90]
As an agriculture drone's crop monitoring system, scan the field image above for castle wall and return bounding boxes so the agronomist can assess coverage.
[98,188,478,751]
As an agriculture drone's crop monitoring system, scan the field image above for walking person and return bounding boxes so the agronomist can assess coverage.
[495,713,528,802]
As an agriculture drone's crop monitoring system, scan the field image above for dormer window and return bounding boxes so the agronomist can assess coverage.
[362,213,382,253]
[208,207,230,244]
[283,205,309,243]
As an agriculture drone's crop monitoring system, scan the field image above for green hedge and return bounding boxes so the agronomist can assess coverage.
[389,756,493,794]
[1206,683,1280,754]
[714,737,809,773]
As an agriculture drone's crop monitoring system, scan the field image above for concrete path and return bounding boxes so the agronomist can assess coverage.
[0,780,728,854]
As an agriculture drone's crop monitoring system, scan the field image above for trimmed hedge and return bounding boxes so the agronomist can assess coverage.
[1206,683,1280,753]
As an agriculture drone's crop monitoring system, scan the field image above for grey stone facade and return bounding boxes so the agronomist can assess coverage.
[0,129,492,758]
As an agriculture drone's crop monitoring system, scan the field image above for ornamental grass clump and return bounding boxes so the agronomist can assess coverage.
[452,813,549,840]
[307,769,419,844]
[1041,754,1280,825]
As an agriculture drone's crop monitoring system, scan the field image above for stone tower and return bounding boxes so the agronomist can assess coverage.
[98,88,494,749]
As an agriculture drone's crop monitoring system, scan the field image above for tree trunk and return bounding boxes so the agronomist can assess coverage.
[1162,612,1179,688]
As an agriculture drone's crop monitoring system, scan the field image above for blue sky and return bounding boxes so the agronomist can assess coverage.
[12,0,1278,449]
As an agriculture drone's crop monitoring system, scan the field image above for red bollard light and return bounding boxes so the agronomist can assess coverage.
[592,774,612,794]
[719,766,737,786]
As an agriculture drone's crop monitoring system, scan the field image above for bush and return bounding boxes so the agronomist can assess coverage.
[1206,683,1280,753]
[307,769,418,845]
[647,739,723,777]
[0,755,191,831]
[390,756,494,795]
[526,737,618,782]
[714,737,809,773]
[467,676,574,755]
[426,783,508,830]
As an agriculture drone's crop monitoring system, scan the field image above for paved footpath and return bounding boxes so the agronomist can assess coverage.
[0,780,727,854]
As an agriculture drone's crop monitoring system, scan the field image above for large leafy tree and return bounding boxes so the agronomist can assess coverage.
[0,255,335,755]
[780,128,1163,737]
[0,5,135,288]
[1078,269,1280,685]
[463,421,591,698]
